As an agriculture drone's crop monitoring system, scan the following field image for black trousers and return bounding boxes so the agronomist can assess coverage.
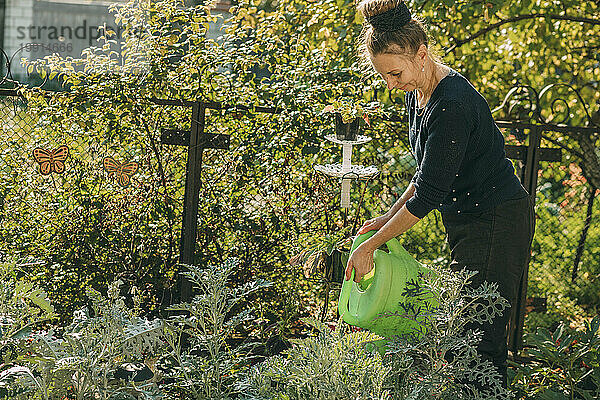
[441,193,535,389]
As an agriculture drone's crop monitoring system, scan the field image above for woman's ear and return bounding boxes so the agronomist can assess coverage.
[417,44,428,61]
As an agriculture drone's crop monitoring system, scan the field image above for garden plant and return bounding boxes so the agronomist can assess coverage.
[0,0,599,398]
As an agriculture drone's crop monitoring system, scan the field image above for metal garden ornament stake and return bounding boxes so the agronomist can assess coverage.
[314,115,378,208]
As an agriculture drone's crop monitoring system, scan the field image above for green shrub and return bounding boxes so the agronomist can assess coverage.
[3,279,163,400]
[158,259,272,400]
[238,266,512,400]
[510,316,600,400]
[0,262,56,398]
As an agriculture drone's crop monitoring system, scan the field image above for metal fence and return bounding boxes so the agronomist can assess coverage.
[492,83,600,289]
[1,83,598,336]
[0,88,191,315]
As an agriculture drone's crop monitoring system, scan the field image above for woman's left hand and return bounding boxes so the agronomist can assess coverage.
[345,242,375,283]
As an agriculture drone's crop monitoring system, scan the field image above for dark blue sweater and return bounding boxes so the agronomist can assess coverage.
[404,68,526,219]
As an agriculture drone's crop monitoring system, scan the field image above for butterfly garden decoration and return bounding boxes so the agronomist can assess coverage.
[32,145,69,175]
[102,157,139,187]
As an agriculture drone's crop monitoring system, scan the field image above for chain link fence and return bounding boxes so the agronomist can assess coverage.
[1,89,598,327]
[527,142,600,329]
[0,90,190,318]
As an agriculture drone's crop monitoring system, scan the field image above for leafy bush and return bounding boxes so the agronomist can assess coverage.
[3,279,163,400]
[239,318,390,400]
[239,266,512,400]
[0,262,56,398]
[158,259,272,400]
[510,316,600,400]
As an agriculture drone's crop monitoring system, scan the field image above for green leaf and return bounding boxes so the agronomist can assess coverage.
[15,282,55,315]
[11,326,32,341]
[301,145,320,155]
[537,388,570,400]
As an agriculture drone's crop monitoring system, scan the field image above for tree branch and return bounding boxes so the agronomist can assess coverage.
[445,13,600,54]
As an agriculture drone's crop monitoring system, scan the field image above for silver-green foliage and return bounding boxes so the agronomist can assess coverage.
[0,262,56,397]
[238,266,512,400]
[238,317,391,400]
[160,258,272,400]
[6,279,163,400]
[383,266,512,399]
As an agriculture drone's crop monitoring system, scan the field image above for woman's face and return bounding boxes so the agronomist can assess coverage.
[370,46,426,91]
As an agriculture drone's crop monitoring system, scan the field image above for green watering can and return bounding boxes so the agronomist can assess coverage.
[338,230,437,338]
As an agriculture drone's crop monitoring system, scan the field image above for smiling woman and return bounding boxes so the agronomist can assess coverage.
[356,0,446,106]
[345,0,536,394]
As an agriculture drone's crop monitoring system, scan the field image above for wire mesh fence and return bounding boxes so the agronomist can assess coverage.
[1,89,598,325]
[0,91,190,317]
[527,150,600,325]
[533,158,599,279]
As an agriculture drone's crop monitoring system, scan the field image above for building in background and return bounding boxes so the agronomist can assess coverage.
[0,0,231,84]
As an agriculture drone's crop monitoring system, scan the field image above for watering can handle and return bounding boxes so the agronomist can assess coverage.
[338,269,360,326]
[339,230,402,326]
[350,230,402,254]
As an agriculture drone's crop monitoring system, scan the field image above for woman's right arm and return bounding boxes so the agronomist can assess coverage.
[357,182,416,234]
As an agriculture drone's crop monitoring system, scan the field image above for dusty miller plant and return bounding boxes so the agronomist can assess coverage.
[381,266,512,399]
[159,258,271,400]
[5,279,163,400]
[237,317,391,400]
[237,266,512,400]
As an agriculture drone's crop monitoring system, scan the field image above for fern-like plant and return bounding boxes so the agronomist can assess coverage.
[237,317,391,400]
[8,279,163,400]
[382,266,512,399]
[237,266,512,400]
[158,258,271,400]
